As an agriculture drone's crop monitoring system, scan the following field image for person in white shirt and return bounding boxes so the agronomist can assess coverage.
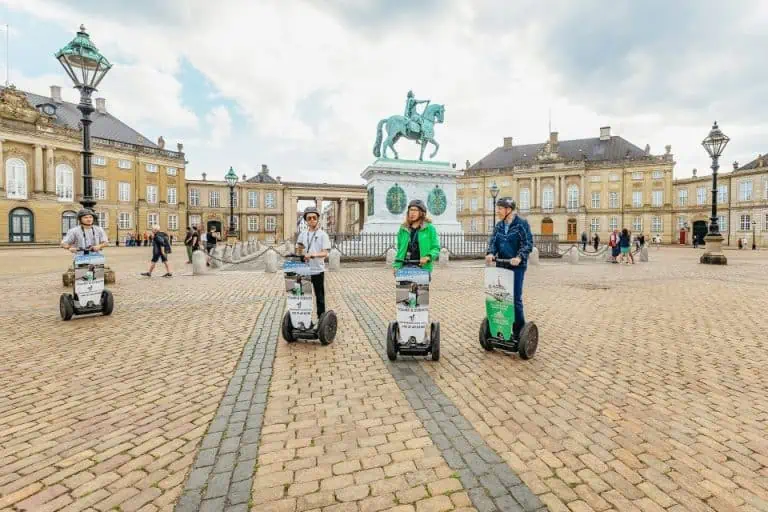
[61,208,109,254]
[296,206,332,317]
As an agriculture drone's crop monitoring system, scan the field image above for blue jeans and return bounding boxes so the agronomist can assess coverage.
[497,263,526,338]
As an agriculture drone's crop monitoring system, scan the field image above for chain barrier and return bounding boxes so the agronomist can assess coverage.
[195,243,290,267]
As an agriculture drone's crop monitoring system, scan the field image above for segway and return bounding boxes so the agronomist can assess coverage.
[386,259,440,361]
[280,254,337,345]
[479,259,538,359]
[60,250,114,321]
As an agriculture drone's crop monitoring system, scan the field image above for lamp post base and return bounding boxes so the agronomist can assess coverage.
[699,233,727,265]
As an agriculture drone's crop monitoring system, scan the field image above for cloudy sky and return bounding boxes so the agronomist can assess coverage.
[2,0,767,183]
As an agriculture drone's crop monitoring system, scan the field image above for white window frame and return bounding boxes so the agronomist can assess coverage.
[678,189,688,207]
[248,191,259,208]
[718,215,727,232]
[609,174,619,182]
[93,155,107,166]
[486,197,494,211]
[168,214,178,231]
[697,187,706,205]
[147,212,159,228]
[146,185,158,204]
[718,185,728,204]
[470,198,478,212]
[609,216,618,231]
[567,185,579,210]
[265,216,276,232]
[457,199,464,212]
[652,190,663,207]
[633,216,642,232]
[189,188,200,206]
[94,179,107,200]
[96,211,108,229]
[166,167,178,176]
[56,163,74,202]
[5,158,28,199]
[189,215,202,229]
[591,191,600,209]
[740,214,751,231]
[590,175,601,182]
[678,216,686,230]
[118,159,132,169]
[469,218,478,233]
[609,192,618,209]
[632,191,642,208]
[248,216,259,232]
[740,180,753,201]
[167,186,177,205]
[652,170,663,180]
[520,188,530,211]
[542,186,554,210]
[486,217,494,233]
[145,163,158,173]
[651,216,662,233]
[119,182,130,202]
[632,171,643,180]
[228,216,239,230]
[118,212,132,229]
[209,191,220,208]
[590,218,600,232]
[265,192,276,209]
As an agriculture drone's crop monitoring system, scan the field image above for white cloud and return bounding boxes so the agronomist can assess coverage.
[4,0,768,182]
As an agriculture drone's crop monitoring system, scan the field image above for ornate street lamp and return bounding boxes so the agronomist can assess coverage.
[225,166,239,241]
[489,181,500,227]
[55,25,112,212]
[699,121,729,264]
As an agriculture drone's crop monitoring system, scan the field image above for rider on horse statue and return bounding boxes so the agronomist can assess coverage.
[404,90,429,134]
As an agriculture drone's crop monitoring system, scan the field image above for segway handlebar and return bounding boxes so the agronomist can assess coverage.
[394,258,423,265]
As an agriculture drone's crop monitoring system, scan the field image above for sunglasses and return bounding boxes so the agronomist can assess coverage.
[306,216,318,221]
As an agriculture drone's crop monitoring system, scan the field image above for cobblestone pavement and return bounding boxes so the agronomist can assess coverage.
[2,247,767,512]
[0,248,277,511]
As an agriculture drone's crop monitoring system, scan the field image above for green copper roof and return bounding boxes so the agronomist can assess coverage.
[55,25,112,70]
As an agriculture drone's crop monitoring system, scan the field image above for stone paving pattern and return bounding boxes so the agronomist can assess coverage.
[1,247,767,511]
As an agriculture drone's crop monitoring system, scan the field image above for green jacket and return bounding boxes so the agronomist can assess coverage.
[393,222,440,272]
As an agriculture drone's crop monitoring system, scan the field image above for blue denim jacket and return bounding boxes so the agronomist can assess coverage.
[485,215,534,269]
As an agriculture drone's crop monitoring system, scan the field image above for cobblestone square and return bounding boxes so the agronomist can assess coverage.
[1,247,766,512]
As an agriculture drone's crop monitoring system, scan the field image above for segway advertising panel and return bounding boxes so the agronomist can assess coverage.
[284,259,313,330]
[60,252,113,320]
[484,264,515,341]
[387,260,440,361]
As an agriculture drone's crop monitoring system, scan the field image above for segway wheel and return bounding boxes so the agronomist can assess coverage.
[479,318,493,351]
[318,311,337,345]
[386,321,398,361]
[59,293,74,321]
[101,290,114,316]
[430,321,440,361]
[518,322,539,360]
[282,312,296,343]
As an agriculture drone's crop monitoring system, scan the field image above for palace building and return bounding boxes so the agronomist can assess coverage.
[0,85,187,244]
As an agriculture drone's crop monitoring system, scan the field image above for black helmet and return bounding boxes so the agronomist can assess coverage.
[77,208,95,221]
[496,197,516,210]
[303,206,320,220]
[407,199,427,213]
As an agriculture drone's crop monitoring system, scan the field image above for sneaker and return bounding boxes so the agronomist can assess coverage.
[141,272,151,277]
[162,273,172,277]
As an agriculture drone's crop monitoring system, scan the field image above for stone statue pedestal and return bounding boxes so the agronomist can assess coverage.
[700,233,727,265]
[361,158,464,234]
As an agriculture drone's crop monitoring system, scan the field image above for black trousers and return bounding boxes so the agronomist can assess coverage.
[311,273,326,317]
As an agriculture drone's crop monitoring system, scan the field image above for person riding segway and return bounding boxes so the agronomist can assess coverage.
[387,199,441,361]
[59,208,114,320]
[480,197,538,358]
[281,206,338,344]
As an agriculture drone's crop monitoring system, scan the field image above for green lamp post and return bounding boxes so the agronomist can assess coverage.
[225,166,239,241]
[55,25,112,212]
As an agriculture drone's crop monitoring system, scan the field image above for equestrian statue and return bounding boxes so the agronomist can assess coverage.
[372,90,445,161]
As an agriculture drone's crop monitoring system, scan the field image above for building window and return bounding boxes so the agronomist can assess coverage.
[168,214,178,231]
[542,186,554,210]
[590,175,601,182]
[265,216,276,232]
[226,216,239,230]
[166,167,177,176]
[652,216,662,233]
[228,191,238,208]
[740,180,753,201]
[209,191,220,207]
[632,171,643,180]
[632,191,642,208]
[486,218,494,233]
[470,198,478,212]
[5,158,28,199]
[718,185,728,204]
[764,213,768,231]
[590,218,600,232]
[470,183,479,189]
[167,187,177,205]
[609,216,618,231]
[678,216,686,230]
[457,199,464,212]
[248,216,259,231]
[9,208,34,242]
[652,170,663,180]
[248,191,259,208]
[486,197,494,211]
[678,189,688,207]
[119,182,130,201]
[609,192,618,209]
[567,185,579,209]
[92,179,106,200]
[146,163,158,173]
[96,211,108,229]
[591,192,600,209]
[652,190,663,207]
[118,159,132,169]
[502,180,509,186]
[265,192,276,209]
[118,212,132,229]
[519,188,530,211]
[148,212,159,228]
[93,155,107,166]
[740,214,751,231]
[697,187,706,205]
[55,163,74,202]
[146,185,158,204]
[62,211,77,235]
[609,174,619,182]
[633,216,642,232]
[718,215,727,232]
[469,218,478,233]
[189,215,201,229]
[189,188,200,206]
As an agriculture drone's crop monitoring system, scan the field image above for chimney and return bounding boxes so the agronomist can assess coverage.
[503,137,513,148]
[692,168,697,177]
[95,97,107,113]
[599,126,611,141]
[50,85,62,103]
[261,164,269,173]
[733,161,739,170]
[242,174,247,181]
[276,176,281,182]
[549,132,558,145]
[202,172,207,181]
